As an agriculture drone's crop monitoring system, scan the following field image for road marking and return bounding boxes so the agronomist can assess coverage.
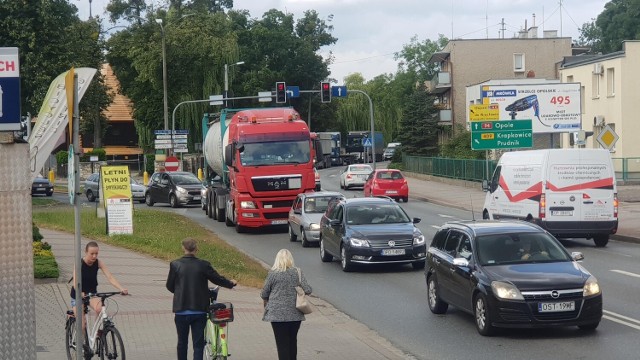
[431,225,441,230]
[611,269,640,278]
[603,310,640,330]
[438,214,456,218]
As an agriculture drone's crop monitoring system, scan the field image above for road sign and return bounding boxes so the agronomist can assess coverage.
[209,94,223,106]
[331,86,347,97]
[471,119,533,150]
[286,86,300,98]
[0,47,21,130]
[258,91,272,102]
[469,104,499,121]
[165,156,180,171]
[596,124,619,150]
[363,138,372,147]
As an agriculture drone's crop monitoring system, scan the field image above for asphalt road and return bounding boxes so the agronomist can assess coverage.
[53,167,640,359]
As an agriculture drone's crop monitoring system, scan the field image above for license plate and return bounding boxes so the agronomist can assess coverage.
[551,210,573,216]
[381,249,405,256]
[271,220,288,225]
[36,188,46,192]
[288,178,301,189]
[193,196,201,201]
[386,190,398,194]
[538,301,575,312]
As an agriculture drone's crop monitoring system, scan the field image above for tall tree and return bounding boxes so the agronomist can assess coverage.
[396,83,439,156]
[394,34,448,82]
[579,0,640,53]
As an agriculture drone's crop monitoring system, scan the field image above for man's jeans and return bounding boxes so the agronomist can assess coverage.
[174,313,207,360]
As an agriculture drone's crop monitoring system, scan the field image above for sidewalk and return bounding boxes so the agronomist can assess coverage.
[403,172,640,244]
[35,229,414,360]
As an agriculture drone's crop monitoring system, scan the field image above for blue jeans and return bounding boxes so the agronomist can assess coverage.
[174,313,207,360]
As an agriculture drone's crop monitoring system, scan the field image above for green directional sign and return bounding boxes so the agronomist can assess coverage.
[471,119,533,150]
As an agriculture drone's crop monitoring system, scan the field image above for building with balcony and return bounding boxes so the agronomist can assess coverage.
[427,28,573,139]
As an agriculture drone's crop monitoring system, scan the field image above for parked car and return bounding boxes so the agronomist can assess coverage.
[364,169,409,202]
[83,173,146,203]
[425,220,602,336]
[339,164,373,189]
[145,171,202,208]
[314,167,322,191]
[319,197,426,272]
[288,191,345,247]
[31,175,54,196]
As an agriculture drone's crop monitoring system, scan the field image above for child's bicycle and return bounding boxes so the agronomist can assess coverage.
[65,292,126,360]
[204,286,234,360]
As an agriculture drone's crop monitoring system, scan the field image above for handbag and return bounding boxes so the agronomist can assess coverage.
[295,268,313,314]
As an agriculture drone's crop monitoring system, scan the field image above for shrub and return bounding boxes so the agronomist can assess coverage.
[33,222,43,242]
[32,223,59,279]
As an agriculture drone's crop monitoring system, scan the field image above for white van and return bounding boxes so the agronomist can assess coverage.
[482,149,618,247]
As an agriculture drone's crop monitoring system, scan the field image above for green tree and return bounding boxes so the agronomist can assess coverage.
[578,0,640,53]
[440,126,484,159]
[396,83,439,156]
[395,34,448,83]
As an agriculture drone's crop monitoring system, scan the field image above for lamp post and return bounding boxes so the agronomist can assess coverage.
[156,19,168,131]
[224,61,244,107]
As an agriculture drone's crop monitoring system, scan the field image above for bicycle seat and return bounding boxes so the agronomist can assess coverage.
[210,303,227,311]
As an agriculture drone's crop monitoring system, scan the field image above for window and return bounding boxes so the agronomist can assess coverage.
[566,75,574,83]
[592,73,600,98]
[607,68,615,97]
[443,231,463,256]
[456,234,472,260]
[431,229,448,249]
[513,53,525,72]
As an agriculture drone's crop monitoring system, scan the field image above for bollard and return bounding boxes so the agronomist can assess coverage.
[143,171,149,185]
[48,169,55,184]
[198,168,203,181]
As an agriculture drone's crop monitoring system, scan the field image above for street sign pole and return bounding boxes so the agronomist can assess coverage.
[347,90,375,170]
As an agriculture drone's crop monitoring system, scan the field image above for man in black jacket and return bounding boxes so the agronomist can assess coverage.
[166,238,237,360]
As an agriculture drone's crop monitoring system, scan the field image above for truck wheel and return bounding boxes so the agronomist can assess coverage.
[215,195,225,222]
[225,207,234,227]
[593,235,609,247]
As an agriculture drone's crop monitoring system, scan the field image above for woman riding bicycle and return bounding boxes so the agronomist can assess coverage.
[70,241,128,316]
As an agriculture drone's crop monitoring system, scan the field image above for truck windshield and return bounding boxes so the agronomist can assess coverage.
[240,141,310,166]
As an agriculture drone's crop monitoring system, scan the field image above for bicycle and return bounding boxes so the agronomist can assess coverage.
[204,286,234,360]
[65,292,126,360]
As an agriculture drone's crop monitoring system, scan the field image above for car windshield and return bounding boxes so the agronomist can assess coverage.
[171,174,201,185]
[475,232,571,266]
[376,171,403,180]
[304,196,341,213]
[346,204,411,225]
[349,165,372,173]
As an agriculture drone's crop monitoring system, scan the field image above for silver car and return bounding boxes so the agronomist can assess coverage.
[289,191,345,247]
[84,173,146,203]
[340,164,373,189]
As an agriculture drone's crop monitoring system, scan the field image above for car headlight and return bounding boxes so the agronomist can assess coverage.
[491,281,524,300]
[349,237,370,247]
[413,233,425,245]
[176,186,187,194]
[583,275,601,296]
[309,223,320,230]
[240,201,257,209]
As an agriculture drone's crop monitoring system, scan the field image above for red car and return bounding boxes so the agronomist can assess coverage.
[363,169,409,202]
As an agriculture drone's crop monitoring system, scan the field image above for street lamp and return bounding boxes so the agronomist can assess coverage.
[156,19,168,131]
[224,61,244,107]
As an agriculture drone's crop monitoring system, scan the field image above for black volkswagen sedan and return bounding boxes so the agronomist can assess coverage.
[425,220,602,336]
[319,197,426,272]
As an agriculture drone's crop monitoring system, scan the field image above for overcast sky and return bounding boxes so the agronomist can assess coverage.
[76,0,607,83]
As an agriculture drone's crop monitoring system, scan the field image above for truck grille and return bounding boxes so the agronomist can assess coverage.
[262,200,294,209]
[252,175,302,191]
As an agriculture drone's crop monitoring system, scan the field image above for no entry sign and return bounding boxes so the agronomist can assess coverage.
[165,156,180,171]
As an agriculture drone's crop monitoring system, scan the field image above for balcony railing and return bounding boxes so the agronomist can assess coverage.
[430,72,451,94]
[437,109,452,125]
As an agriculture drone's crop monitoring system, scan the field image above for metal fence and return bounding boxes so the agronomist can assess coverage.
[404,155,640,184]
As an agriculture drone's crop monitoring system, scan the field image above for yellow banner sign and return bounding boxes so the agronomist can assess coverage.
[469,104,499,121]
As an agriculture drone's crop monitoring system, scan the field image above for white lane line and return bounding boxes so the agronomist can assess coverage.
[603,315,640,330]
[611,269,640,278]
[438,214,457,219]
[604,310,640,325]
[431,225,441,230]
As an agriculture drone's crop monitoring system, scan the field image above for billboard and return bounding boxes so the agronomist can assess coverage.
[481,83,581,133]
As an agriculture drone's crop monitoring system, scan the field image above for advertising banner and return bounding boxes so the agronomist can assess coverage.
[100,166,133,235]
[481,83,581,133]
[0,47,21,131]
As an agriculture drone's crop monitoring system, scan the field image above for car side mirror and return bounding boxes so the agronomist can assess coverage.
[452,258,469,267]
[482,179,489,192]
[413,217,421,224]
[330,219,342,227]
[571,252,584,261]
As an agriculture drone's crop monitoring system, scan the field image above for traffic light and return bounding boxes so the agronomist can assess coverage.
[275,82,287,103]
[320,81,331,103]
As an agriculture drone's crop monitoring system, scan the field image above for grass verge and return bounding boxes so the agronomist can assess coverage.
[33,207,268,288]
[32,198,60,206]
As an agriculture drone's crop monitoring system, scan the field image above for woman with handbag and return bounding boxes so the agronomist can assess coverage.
[261,249,312,360]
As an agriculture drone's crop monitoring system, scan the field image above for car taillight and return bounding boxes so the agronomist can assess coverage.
[315,173,320,181]
[613,194,618,218]
[346,174,352,179]
[539,194,546,219]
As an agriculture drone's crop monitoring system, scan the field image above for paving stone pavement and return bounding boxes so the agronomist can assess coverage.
[35,229,415,360]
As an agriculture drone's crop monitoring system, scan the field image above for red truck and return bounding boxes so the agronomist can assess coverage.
[202,107,316,232]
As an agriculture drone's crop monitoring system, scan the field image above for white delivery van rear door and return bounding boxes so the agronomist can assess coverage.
[545,150,616,223]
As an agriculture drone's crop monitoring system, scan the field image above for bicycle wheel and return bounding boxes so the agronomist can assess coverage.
[100,326,126,360]
[65,317,78,360]
[203,321,215,360]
